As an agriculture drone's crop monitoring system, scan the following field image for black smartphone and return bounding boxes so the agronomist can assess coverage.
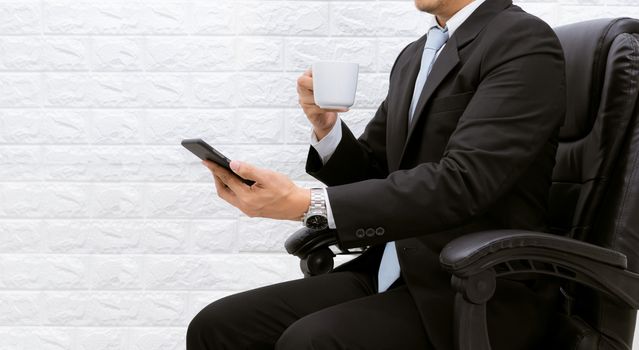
[181,139,255,186]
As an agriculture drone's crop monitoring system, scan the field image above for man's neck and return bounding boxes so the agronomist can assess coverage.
[435,0,475,26]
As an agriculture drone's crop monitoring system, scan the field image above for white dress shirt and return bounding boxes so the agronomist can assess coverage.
[310,0,486,229]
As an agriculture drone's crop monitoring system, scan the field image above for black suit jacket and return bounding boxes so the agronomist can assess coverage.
[306,0,566,348]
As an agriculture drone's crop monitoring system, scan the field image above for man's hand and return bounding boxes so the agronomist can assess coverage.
[297,68,348,140]
[203,160,311,221]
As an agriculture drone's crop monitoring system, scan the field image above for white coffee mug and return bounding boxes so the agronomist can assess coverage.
[312,61,359,109]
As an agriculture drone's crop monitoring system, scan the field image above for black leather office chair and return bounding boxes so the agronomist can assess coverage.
[285,18,639,350]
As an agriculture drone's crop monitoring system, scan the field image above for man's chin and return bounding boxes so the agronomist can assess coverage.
[414,0,439,14]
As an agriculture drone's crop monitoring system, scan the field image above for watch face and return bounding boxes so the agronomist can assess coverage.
[306,214,328,229]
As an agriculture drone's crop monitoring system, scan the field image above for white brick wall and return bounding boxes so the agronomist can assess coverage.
[0,0,637,349]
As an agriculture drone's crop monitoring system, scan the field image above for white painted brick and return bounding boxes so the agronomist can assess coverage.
[377,38,417,72]
[237,37,284,71]
[331,2,428,37]
[24,328,73,350]
[285,37,377,72]
[42,146,93,181]
[0,74,41,107]
[235,109,285,143]
[189,73,236,107]
[43,291,189,326]
[0,110,44,144]
[0,255,89,289]
[234,72,298,107]
[46,220,101,253]
[145,37,235,71]
[1,1,639,349]
[91,37,146,71]
[514,3,562,27]
[124,74,189,107]
[91,109,144,144]
[190,1,235,34]
[44,2,189,35]
[44,110,92,144]
[284,108,315,144]
[0,292,42,325]
[0,183,44,218]
[330,3,378,37]
[559,5,639,25]
[144,183,240,218]
[0,328,23,349]
[237,217,301,252]
[75,328,128,350]
[376,2,432,37]
[342,108,380,138]
[44,74,95,107]
[0,220,43,253]
[92,184,145,218]
[0,146,42,181]
[556,5,608,25]
[129,328,184,350]
[90,255,144,289]
[354,73,390,108]
[145,109,235,145]
[45,220,200,254]
[45,37,91,71]
[143,254,300,290]
[0,3,41,34]
[237,2,329,36]
[190,220,237,253]
[0,36,43,71]
[43,184,93,218]
[45,73,191,107]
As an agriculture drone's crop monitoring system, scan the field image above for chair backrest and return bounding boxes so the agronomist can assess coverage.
[550,18,639,350]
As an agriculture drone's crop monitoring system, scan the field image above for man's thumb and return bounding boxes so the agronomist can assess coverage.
[230,160,258,181]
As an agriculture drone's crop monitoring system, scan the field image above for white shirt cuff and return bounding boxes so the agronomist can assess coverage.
[310,118,342,165]
[323,188,336,229]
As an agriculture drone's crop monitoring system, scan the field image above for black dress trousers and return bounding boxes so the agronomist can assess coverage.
[186,271,433,350]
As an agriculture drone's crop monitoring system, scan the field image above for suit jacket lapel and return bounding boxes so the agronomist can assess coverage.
[407,36,460,135]
[387,36,426,171]
[397,0,513,165]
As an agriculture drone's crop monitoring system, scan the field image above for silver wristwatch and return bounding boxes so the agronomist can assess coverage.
[303,188,328,230]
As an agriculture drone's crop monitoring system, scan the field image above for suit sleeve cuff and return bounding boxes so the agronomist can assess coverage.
[310,118,342,165]
[323,188,336,229]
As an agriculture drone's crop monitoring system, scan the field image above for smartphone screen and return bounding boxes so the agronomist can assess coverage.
[181,139,255,186]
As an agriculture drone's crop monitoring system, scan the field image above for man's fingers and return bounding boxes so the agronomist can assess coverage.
[229,160,268,184]
[324,107,349,113]
[203,160,250,195]
[297,75,313,91]
[202,160,220,172]
[213,173,240,207]
[304,68,312,77]
[298,93,316,106]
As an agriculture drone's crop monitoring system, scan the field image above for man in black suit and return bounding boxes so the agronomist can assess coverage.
[187,0,566,348]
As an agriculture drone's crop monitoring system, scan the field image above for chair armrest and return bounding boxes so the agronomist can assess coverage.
[441,229,627,272]
[285,227,338,258]
[439,229,639,350]
[285,227,339,277]
[439,229,639,307]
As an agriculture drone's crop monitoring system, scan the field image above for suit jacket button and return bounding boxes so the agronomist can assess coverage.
[366,228,375,237]
[376,227,385,236]
[355,229,365,238]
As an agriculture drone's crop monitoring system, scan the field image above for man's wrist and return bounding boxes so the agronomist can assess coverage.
[313,126,333,141]
[293,187,311,221]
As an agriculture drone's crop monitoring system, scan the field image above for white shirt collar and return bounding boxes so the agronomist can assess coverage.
[428,0,486,37]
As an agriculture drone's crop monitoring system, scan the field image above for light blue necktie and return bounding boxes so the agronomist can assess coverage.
[377,26,449,293]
